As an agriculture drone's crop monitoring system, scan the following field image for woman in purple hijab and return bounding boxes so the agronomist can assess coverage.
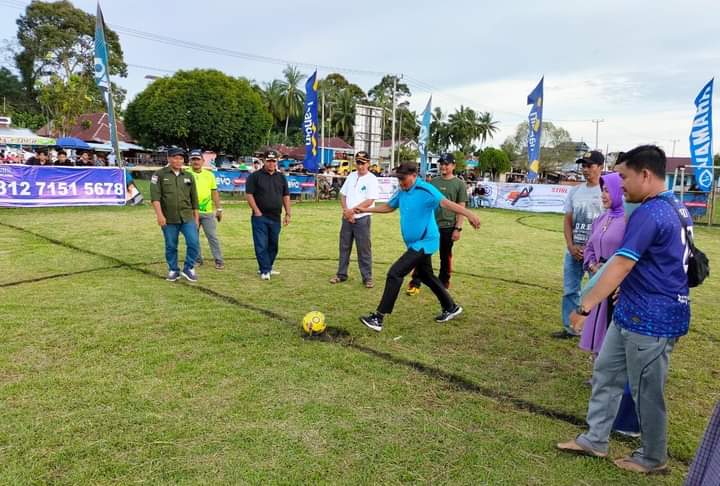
[580,172,625,355]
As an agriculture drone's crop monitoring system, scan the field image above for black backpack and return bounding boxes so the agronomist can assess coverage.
[661,195,710,288]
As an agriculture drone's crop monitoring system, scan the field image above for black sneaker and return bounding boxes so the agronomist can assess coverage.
[436,305,463,323]
[360,312,384,332]
[551,330,580,339]
[180,268,198,283]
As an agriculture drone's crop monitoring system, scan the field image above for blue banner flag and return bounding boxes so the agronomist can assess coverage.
[94,3,122,165]
[418,96,432,177]
[303,71,320,173]
[0,165,126,207]
[214,170,315,195]
[689,78,714,192]
[526,77,544,181]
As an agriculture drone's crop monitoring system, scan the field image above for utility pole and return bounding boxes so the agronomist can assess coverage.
[592,119,604,150]
[671,139,680,157]
[321,90,325,167]
[390,75,398,168]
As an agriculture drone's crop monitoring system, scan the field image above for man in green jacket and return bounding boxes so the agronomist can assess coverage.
[150,148,200,282]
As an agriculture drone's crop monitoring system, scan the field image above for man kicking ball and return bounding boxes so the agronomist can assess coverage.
[356,162,481,332]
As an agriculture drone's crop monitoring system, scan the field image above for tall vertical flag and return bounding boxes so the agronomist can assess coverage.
[526,77,544,181]
[418,96,432,177]
[94,3,121,165]
[303,70,320,173]
[689,78,714,192]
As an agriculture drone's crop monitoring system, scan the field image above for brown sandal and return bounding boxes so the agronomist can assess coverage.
[364,279,374,288]
[329,276,346,284]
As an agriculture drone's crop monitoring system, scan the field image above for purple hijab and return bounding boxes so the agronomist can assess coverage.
[600,172,624,218]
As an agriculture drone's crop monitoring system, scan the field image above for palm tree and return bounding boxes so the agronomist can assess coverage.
[262,79,286,128]
[332,88,356,141]
[430,107,451,153]
[278,65,305,137]
[476,111,499,146]
[448,105,478,152]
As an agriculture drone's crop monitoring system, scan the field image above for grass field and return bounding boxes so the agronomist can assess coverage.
[1,193,719,485]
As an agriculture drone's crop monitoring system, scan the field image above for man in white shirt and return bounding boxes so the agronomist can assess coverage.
[330,151,380,288]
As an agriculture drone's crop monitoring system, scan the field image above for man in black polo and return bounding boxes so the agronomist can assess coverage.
[245,150,291,280]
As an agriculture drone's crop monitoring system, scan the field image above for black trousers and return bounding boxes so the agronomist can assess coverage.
[377,248,456,315]
[409,227,455,288]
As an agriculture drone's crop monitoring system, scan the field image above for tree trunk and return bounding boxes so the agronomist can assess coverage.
[284,116,289,138]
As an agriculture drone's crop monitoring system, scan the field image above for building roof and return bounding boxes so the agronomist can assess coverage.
[38,112,135,144]
[665,157,693,174]
[320,137,353,150]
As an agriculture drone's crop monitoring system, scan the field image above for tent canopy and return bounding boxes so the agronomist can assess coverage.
[0,127,56,146]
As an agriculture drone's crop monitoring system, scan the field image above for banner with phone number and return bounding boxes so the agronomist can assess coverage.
[0,164,126,207]
[214,170,316,195]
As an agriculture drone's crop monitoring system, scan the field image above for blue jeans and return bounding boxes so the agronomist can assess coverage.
[161,221,200,272]
[561,250,585,333]
[251,215,281,274]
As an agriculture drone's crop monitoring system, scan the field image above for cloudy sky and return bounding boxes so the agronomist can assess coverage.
[1,0,718,156]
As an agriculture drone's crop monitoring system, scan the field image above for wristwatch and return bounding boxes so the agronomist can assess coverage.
[575,304,591,316]
[454,227,463,232]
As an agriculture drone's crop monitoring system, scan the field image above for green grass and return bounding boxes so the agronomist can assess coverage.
[1,200,718,485]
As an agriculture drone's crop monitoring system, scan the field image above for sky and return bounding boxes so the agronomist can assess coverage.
[1,0,719,156]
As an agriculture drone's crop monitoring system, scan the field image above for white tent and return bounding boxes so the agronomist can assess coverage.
[0,127,56,146]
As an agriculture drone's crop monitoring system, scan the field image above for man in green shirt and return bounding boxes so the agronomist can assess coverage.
[150,148,200,282]
[187,149,225,270]
[407,153,468,294]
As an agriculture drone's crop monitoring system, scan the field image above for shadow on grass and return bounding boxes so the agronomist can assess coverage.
[0,221,701,464]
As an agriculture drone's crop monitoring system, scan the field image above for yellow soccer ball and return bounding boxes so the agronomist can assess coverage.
[302,311,326,335]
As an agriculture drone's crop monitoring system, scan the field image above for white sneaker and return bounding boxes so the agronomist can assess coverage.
[258,269,280,275]
[260,272,271,281]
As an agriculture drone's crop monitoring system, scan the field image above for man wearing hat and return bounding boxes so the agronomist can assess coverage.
[355,162,481,332]
[406,153,468,294]
[186,149,225,270]
[554,150,604,338]
[329,151,380,287]
[245,150,291,280]
[150,148,200,282]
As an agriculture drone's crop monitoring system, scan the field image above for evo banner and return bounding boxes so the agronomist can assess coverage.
[214,171,316,195]
[0,165,126,207]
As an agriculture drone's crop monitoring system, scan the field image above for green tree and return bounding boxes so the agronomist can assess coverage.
[331,88,357,141]
[504,121,574,173]
[447,105,478,153]
[124,69,272,155]
[37,74,96,136]
[261,79,286,129]
[369,75,411,139]
[14,0,127,106]
[429,107,450,153]
[476,111,499,146]
[478,147,511,181]
[278,65,305,138]
[397,145,419,163]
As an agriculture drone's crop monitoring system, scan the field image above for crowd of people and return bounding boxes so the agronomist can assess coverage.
[148,143,714,480]
[0,148,113,166]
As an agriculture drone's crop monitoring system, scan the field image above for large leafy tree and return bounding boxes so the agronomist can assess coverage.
[14,0,127,103]
[504,121,574,172]
[476,111,499,146]
[429,107,451,153]
[278,65,305,137]
[37,74,97,136]
[369,75,411,139]
[124,69,272,155]
[478,147,511,180]
[331,88,357,141]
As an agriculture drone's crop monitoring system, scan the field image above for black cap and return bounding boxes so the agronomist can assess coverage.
[393,162,418,176]
[576,150,605,165]
[439,153,455,164]
[189,149,203,159]
[355,151,370,163]
[167,147,186,157]
[264,150,278,160]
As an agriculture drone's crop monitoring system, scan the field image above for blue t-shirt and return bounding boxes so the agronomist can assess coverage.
[387,179,445,254]
[613,192,692,338]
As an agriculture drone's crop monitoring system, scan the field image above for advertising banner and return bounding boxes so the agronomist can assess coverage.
[472,181,571,213]
[376,176,400,202]
[214,171,316,195]
[0,165,126,207]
